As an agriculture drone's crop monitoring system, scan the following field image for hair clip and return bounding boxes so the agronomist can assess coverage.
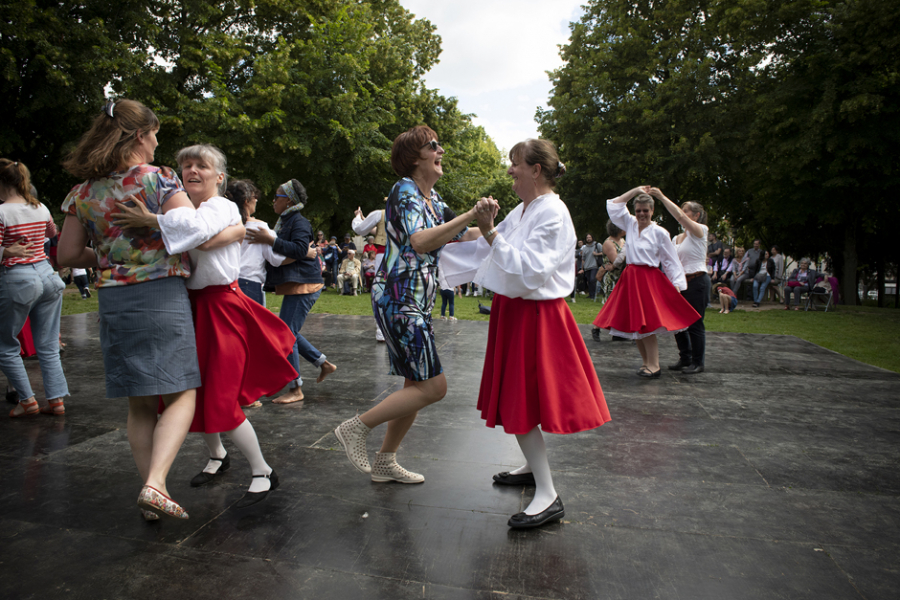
[103,100,116,118]
[555,161,565,178]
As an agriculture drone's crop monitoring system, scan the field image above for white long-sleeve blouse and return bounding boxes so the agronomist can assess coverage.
[439,193,576,300]
[606,199,686,291]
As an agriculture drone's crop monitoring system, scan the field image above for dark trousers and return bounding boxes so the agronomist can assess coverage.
[675,273,709,367]
[73,275,90,297]
[440,289,455,317]
[584,268,598,299]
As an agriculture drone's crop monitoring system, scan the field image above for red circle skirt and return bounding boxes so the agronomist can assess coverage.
[18,317,36,357]
[478,294,611,435]
[186,282,298,434]
[593,264,700,339]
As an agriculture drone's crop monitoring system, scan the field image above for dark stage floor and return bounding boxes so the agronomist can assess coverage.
[1,312,898,599]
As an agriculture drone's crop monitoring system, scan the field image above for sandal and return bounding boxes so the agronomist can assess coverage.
[10,398,39,418]
[40,400,65,416]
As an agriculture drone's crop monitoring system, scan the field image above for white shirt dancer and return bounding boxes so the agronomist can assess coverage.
[352,203,387,341]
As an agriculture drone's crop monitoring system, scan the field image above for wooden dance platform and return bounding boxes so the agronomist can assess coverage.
[1,312,898,599]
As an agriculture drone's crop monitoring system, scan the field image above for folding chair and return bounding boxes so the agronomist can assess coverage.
[805,276,838,312]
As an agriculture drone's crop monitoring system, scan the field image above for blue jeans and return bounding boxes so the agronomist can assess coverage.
[753,275,771,303]
[238,278,264,306]
[0,261,69,400]
[278,290,326,388]
[440,289,455,317]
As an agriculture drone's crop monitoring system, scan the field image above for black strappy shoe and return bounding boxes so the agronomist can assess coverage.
[189,454,230,487]
[235,470,279,508]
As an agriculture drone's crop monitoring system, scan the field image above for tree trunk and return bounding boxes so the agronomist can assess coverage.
[842,226,858,306]
[876,255,885,308]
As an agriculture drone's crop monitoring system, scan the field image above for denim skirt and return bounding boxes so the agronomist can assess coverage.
[98,277,201,398]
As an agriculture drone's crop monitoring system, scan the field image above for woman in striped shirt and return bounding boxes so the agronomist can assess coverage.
[0,159,69,417]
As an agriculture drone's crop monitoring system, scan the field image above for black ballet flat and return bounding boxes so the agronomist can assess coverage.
[235,470,279,509]
[638,367,661,378]
[494,471,535,485]
[190,454,230,487]
[508,496,565,529]
[493,471,536,486]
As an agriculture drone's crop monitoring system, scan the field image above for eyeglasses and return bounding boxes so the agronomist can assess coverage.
[634,208,651,214]
[420,140,442,151]
[275,194,288,199]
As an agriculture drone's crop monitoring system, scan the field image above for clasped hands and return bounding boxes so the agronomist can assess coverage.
[473,196,499,233]
[630,185,668,200]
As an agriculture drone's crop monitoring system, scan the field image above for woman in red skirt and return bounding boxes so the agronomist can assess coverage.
[593,187,700,377]
[116,144,298,509]
[443,139,610,529]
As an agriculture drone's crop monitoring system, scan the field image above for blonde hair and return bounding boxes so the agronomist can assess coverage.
[0,159,39,207]
[175,145,228,195]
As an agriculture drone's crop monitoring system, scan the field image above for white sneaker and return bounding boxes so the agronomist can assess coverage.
[371,452,424,484]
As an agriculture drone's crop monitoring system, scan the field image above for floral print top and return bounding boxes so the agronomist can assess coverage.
[62,164,190,287]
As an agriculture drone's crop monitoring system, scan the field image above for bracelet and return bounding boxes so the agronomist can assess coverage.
[486,227,498,238]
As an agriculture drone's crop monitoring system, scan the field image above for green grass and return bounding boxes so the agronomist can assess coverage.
[61,286,900,373]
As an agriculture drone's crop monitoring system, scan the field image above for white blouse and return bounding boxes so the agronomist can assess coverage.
[607,199,686,291]
[440,193,576,300]
[673,223,709,275]
[351,210,383,236]
[240,220,286,284]
[157,196,242,290]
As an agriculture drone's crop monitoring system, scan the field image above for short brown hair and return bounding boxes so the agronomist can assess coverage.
[0,159,39,207]
[508,139,566,188]
[391,125,437,178]
[634,193,655,211]
[63,99,160,180]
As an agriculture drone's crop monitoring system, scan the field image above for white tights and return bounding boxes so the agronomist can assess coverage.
[510,426,557,515]
[202,419,273,493]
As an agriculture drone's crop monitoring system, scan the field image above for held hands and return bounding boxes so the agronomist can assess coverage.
[473,196,499,232]
[245,227,275,246]
[629,185,651,198]
[113,196,158,229]
[648,187,669,202]
[354,206,363,219]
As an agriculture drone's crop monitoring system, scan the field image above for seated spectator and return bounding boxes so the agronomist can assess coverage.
[710,247,734,286]
[732,240,761,298]
[361,250,376,291]
[717,286,737,314]
[337,249,362,295]
[768,245,784,302]
[707,232,723,268]
[783,258,818,310]
[752,251,775,307]
[340,233,356,262]
[363,235,377,255]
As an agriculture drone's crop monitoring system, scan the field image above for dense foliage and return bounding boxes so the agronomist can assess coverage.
[1,0,515,235]
[541,0,900,304]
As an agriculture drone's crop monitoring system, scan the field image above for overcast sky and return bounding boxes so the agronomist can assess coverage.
[399,1,587,154]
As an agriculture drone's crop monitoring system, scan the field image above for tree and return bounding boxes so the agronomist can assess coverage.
[3,0,509,240]
[541,0,900,304]
[0,0,148,207]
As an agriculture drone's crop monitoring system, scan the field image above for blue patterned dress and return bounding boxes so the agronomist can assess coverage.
[372,178,465,381]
